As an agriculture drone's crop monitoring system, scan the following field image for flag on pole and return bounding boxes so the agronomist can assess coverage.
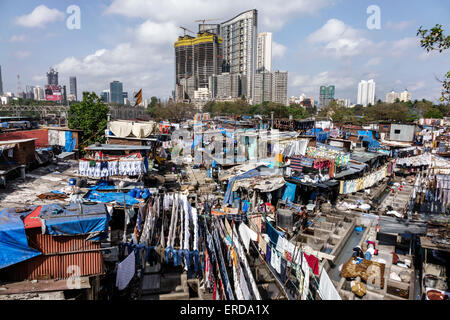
[134,89,143,107]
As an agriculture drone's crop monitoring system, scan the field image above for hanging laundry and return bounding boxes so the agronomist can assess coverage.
[116,251,136,291]
[238,222,257,253]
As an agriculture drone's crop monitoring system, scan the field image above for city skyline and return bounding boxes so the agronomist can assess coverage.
[0,1,449,103]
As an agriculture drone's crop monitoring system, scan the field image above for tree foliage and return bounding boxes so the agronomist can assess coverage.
[417,24,450,102]
[148,102,196,121]
[68,92,109,149]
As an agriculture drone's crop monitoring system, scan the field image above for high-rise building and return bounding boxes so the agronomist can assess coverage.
[219,9,258,101]
[110,81,123,104]
[175,32,223,102]
[25,85,35,100]
[336,98,350,107]
[194,32,223,89]
[319,85,335,108]
[253,71,272,104]
[357,79,375,106]
[386,89,411,103]
[386,90,400,103]
[47,68,58,85]
[400,90,411,102]
[101,90,110,103]
[256,32,272,72]
[216,73,241,99]
[123,92,128,105]
[253,71,288,105]
[0,65,3,95]
[69,77,77,101]
[272,71,288,106]
[33,86,45,100]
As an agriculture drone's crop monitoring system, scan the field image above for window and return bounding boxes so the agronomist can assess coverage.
[394,129,401,134]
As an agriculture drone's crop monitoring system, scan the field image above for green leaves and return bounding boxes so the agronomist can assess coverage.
[417,24,450,102]
[68,92,109,151]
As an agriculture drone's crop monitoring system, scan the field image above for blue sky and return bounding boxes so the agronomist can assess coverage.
[1,0,449,103]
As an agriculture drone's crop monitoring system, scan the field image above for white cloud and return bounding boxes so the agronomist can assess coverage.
[9,35,27,42]
[389,37,419,56]
[16,51,31,59]
[306,19,373,58]
[410,81,426,91]
[365,57,381,67]
[135,20,180,45]
[272,41,287,58]
[385,20,415,31]
[32,75,46,82]
[291,71,356,97]
[55,19,175,97]
[16,5,64,28]
[105,0,333,30]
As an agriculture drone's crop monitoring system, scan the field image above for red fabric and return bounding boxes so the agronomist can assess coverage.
[304,252,320,276]
[23,206,42,229]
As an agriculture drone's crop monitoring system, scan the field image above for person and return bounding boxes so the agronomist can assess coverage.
[301,208,308,230]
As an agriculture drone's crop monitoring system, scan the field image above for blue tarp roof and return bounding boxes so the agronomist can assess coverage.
[39,203,110,240]
[84,190,139,206]
[0,208,42,270]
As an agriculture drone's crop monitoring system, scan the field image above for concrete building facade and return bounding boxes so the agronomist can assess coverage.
[256,32,272,72]
[357,79,375,106]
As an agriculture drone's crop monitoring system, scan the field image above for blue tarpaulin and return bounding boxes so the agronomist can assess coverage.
[0,208,42,269]
[282,182,297,203]
[90,180,116,191]
[84,190,139,206]
[224,166,266,205]
[39,203,109,240]
[64,131,76,152]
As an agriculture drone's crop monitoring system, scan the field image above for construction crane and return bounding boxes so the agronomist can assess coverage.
[179,26,195,36]
[194,18,221,25]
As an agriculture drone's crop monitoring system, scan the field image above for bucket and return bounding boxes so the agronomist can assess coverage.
[69,178,76,186]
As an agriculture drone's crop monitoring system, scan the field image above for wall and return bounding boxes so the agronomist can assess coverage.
[389,124,415,142]
[13,140,35,165]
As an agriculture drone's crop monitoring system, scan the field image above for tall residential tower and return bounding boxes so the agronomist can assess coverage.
[357,79,375,107]
[256,32,272,72]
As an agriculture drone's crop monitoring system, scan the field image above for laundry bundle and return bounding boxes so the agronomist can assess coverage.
[78,154,147,178]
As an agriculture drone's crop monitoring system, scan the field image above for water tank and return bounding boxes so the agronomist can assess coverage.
[277,209,294,232]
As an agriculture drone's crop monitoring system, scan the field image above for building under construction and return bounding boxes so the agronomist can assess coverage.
[174,32,223,102]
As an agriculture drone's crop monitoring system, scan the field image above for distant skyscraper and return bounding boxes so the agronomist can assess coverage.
[110,81,123,104]
[386,90,400,103]
[319,85,335,108]
[25,85,35,100]
[33,86,45,100]
[0,65,3,95]
[400,90,411,102]
[101,90,110,103]
[257,32,272,72]
[357,79,375,106]
[47,68,58,85]
[69,77,77,101]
